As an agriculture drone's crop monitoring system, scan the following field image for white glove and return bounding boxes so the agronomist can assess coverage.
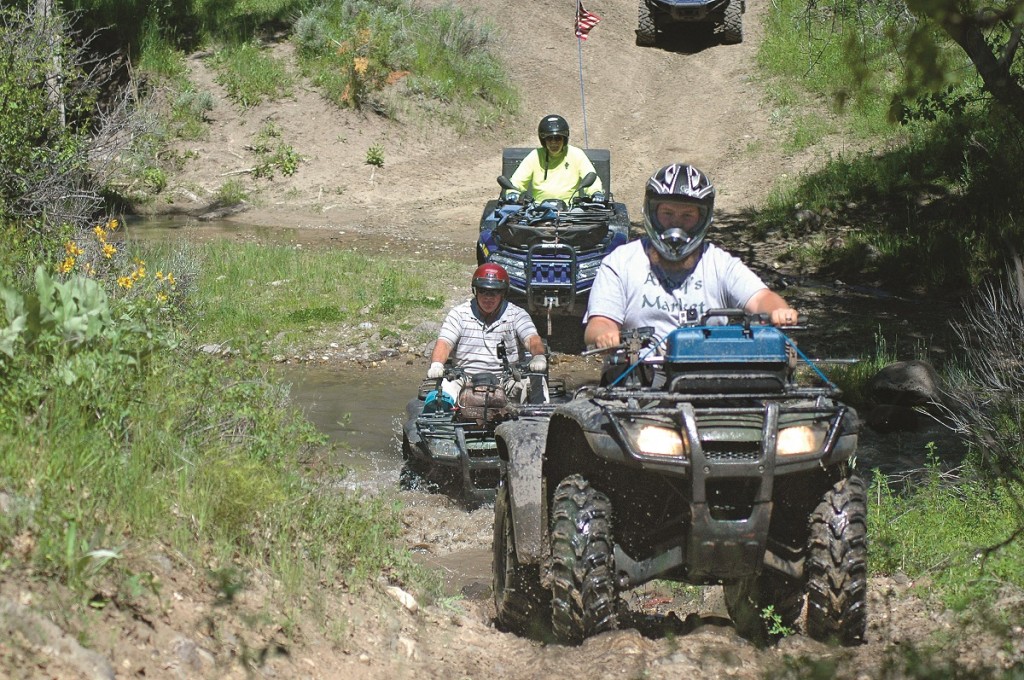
[529,355,547,372]
[427,362,445,379]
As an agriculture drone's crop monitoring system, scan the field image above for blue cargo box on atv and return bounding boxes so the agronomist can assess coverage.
[663,322,791,393]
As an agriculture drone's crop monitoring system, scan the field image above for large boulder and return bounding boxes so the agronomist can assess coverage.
[864,360,945,433]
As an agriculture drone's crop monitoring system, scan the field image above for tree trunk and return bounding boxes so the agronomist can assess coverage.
[942,18,1024,126]
[35,0,65,128]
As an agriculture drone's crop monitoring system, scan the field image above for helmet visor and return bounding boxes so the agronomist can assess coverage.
[473,278,508,291]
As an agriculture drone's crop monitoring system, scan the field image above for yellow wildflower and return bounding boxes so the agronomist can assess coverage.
[167,273,177,287]
[64,241,83,256]
[108,218,119,231]
[102,243,117,259]
[156,292,169,303]
[93,225,107,241]
[117,276,133,290]
[59,257,75,273]
[155,271,164,280]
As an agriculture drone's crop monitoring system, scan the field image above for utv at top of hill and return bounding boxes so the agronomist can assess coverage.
[636,0,745,46]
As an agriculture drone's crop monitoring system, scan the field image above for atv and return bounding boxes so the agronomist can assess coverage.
[401,343,567,507]
[476,147,631,337]
[636,0,745,46]
[491,310,866,645]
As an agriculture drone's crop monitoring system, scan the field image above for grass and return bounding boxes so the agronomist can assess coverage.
[190,241,450,357]
[292,0,517,125]
[870,451,1024,615]
[210,42,294,109]
[0,236,449,623]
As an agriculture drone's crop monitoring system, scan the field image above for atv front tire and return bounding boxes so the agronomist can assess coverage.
[493,481,550,636]
[806,475,868,645]
[724,570,804,645]
[550,474,618,644]
[636,0,656,46]
[721,0,743,44]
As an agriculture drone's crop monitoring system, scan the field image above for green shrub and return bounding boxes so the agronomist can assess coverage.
[211,42,294,108]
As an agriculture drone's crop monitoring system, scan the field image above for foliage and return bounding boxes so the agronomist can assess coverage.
[942,259,1024,482]
[210,41,293,109]
[365,142,385,168]
[292,0,517,122]
[753,0,1024,290]
[870,449,1024,612]
[0,6,96,233]
[189,241,448,357]
[251,121,302,179]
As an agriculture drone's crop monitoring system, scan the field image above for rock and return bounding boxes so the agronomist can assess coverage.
[868,360,944,408]
[385,585,419,613]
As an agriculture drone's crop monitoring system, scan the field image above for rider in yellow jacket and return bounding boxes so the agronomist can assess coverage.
[509,114,604,204]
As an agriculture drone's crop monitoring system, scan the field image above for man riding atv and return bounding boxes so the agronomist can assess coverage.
[428,263,548,404]
[585,162,797,351]
[506,114,605,206]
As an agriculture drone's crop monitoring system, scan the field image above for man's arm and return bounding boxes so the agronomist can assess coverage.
[575,148,604,194]
[430,338,454,364]
[525,334,546,357]
[584,315,621,349]
[509,151,538,193]
[745,288,798,326]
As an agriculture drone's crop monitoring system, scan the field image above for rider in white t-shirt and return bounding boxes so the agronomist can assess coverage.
[584,163,798,349]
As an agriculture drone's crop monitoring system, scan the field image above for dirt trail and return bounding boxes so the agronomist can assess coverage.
[5,2,1012,679]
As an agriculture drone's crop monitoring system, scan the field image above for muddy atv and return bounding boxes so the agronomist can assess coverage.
[476,148,631,337]
[401,346,567,507]
[491,310,866,645]
[636,0,744,46]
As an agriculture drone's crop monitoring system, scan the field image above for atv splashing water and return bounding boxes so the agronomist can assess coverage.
[492,309,866,646]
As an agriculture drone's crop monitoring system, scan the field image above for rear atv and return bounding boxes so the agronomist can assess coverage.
[492,310,866,645]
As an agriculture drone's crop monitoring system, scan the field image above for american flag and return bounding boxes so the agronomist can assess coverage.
[575,2,602,40]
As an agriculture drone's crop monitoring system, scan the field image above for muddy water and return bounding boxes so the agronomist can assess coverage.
[277,359,501,597]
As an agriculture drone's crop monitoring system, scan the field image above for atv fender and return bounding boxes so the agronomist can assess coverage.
[403,397,424,447]
[494,418,550,563]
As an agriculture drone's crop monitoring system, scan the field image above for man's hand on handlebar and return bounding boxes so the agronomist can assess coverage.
[769,308,801,327]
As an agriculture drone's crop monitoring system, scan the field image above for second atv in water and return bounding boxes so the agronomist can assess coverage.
[492,310,866,645]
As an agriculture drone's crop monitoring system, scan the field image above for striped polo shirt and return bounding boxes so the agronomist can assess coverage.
[438,299,538,375]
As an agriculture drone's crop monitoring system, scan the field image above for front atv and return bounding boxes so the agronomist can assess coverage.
[492,310,866,644]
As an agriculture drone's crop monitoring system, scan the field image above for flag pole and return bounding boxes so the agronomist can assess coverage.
[576,1,590,149]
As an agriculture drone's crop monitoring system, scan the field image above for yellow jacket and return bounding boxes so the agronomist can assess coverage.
[509,145,603,203]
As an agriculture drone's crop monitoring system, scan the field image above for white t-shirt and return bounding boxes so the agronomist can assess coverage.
[438,299,539,375]
[584,240,768,342]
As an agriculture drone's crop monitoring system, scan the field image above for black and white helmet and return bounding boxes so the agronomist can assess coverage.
[642,163,715,262]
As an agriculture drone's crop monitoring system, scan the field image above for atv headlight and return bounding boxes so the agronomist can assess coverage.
[776,424,827,456]
[622,422,688,458]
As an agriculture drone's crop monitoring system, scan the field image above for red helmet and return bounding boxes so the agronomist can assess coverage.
[472,263,510,293]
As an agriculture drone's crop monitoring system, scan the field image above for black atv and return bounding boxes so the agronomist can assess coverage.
[491,310,866,645]
[401,344,566,507]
